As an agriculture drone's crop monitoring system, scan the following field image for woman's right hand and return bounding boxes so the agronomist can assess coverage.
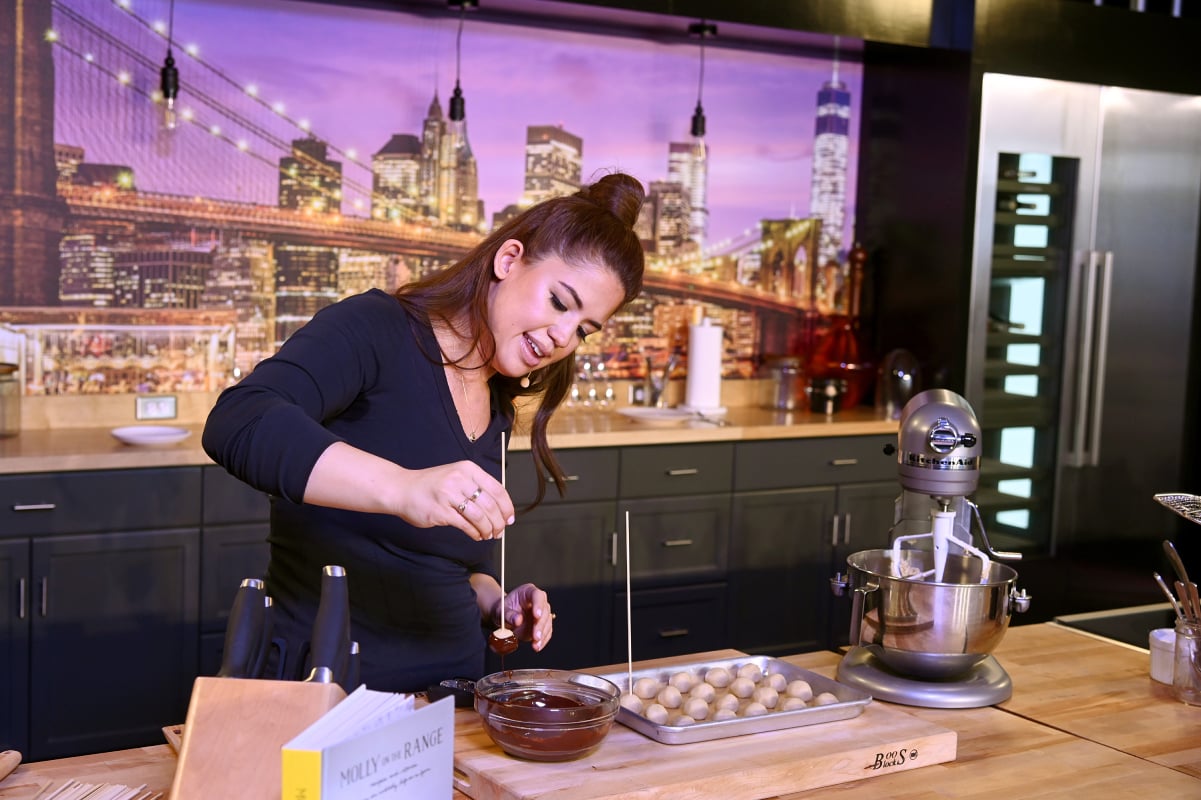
[303,443,515,541]
[394,460,515,541]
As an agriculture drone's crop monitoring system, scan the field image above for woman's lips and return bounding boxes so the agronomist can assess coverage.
[521,334,545,368]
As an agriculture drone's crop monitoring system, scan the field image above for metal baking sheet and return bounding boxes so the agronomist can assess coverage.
[591,655,871,745]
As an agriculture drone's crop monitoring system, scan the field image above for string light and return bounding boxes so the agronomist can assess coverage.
[448,1,477,123]
[687,22,716,160]
[160,0,179,130]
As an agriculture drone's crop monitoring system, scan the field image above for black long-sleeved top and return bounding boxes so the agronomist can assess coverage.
[202,289,507,691]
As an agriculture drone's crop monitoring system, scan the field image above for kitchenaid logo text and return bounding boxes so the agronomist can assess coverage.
[904,453,979,471]
[865,748,918,770]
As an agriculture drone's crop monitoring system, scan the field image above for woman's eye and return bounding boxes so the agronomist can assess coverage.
[577,327,589,342]
[550,294,567,312]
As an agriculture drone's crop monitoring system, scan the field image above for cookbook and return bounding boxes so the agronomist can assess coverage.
[282,687,454,800]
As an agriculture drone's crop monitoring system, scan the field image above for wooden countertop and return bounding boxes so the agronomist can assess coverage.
[0,407,897,475]
[5,623,1199,799]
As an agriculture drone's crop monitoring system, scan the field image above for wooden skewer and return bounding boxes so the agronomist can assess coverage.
[625,509,633,693]
[500,431,507,632]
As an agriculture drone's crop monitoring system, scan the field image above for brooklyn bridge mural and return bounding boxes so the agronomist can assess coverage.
[0,0,863,396]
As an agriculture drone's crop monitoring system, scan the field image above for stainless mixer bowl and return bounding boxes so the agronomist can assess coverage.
[844,548,1022,679]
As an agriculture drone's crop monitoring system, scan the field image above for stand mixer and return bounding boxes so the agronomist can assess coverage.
[831,389,1031,708]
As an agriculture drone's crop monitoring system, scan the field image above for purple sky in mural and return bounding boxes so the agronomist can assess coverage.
[72,0,863,247]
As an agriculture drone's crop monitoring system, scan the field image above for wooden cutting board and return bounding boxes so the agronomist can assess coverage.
[452,698,956,799]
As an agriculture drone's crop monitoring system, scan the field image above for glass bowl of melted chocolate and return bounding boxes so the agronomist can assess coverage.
[474,669,621,761]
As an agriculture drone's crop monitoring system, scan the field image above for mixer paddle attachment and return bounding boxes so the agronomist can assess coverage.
[891,509,991,583]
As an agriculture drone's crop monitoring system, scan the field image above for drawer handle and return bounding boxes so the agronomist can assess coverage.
[662,538,693,548]
[657,628,689,639]
[830,459,859,467]
[40,577,48,617]
[13,503,57,512]
[18,578,26,620]
[665,468,699,477]
[546,475,580,483]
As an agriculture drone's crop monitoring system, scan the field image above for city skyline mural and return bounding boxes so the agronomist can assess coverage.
[0,0,864,397]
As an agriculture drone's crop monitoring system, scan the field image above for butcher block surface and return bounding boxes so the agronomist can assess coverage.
[4,625,1201,799]
[453,690,955,800]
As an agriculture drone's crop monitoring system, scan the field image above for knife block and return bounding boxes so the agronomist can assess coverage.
[170,677,346,800]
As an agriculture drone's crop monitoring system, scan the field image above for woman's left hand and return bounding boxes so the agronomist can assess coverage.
[498,583,554,652]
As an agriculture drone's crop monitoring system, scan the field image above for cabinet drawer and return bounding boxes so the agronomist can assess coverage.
[506,448,618,506]
[733,436,896,491]
[618,443,733,498]
[624,495,729,583]
[202,466,270,524]
[0,468,203,537]
[614,583,728,661]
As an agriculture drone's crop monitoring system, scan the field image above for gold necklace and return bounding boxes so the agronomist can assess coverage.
[451,367,478,441]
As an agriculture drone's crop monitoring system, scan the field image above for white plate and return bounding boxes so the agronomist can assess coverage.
[616,407,695,426]
[111,425,192,446]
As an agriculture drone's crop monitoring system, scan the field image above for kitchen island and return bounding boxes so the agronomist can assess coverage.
[3,623,1199,798]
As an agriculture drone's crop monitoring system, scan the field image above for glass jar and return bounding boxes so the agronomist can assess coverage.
[1172,618,1201,705]
[762,356,803,410]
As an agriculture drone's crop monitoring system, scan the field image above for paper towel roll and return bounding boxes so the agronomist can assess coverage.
[683,319,724,413]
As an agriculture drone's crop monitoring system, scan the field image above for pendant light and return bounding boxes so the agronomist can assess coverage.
[688,21,716,164]
[448,0,477,124]
[160,0,179,130]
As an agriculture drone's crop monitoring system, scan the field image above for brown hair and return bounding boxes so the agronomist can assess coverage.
[394,172,645,507]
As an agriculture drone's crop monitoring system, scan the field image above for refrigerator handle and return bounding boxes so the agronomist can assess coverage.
[1068,250,1100,467]
[1086,251,1115,467]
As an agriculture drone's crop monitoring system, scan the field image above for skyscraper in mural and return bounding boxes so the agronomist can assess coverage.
[809,55,851,268]
[667,140,709,250]
[522,125,582,206]
[279,137,342,214]
[371,134,423,221]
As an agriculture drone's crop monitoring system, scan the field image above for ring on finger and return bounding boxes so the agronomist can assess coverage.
[469,486,482,502]
[455,499,469,514]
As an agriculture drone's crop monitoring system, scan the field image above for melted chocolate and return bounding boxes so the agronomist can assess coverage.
[489,629,519,656]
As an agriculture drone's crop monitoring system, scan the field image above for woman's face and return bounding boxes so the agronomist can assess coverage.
[487,239,626,378]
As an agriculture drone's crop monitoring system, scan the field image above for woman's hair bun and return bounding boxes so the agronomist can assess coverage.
[578,172,645,229]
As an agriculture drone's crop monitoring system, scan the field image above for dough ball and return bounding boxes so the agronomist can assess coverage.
[619,693,644,714]
[814,692,839,706]
[644,703,669,724]
[780,696,808,711]
[715,693,740,712]
[752,686,779,709]
[688,682,716,703]
[785,680,814,701]
[633,677,661,699]
[712,708,738,721]
[741,701,768,717]
[765,673,788,692]
[672,714,697,726]
[668,671,696,692]
[704,666,732,688]
[729,677,756,699]
[656,685,683,709]
[683,696,710,721]
[736,663,764,683]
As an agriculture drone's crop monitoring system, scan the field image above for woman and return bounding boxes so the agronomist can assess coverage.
[202,172,646,692]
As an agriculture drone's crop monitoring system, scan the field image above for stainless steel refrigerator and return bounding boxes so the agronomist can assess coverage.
[966,74,1201,560]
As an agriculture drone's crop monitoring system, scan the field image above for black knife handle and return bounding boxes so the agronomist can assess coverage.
[217,578,266,679]
[346,640,361,691]
[308,565,350,684]
[248,595,275,679]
